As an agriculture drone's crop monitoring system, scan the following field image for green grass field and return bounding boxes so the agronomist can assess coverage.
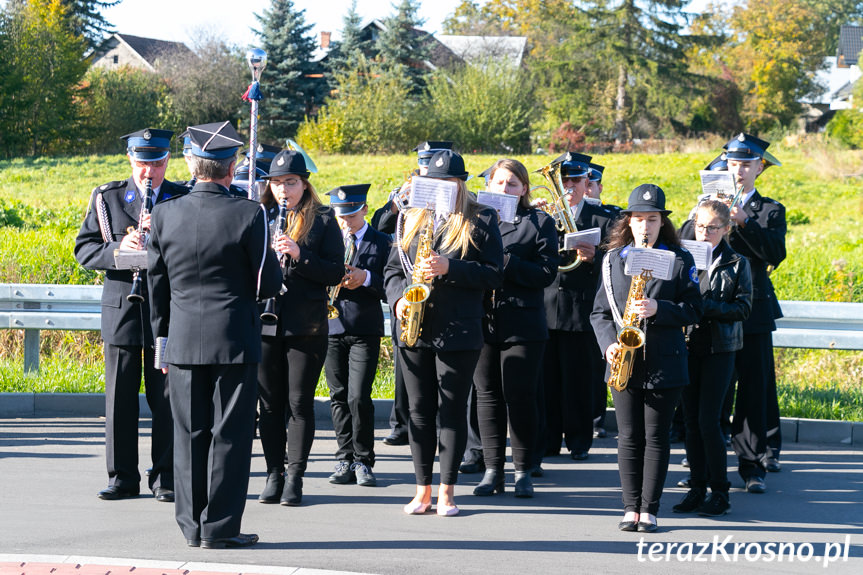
[1,141,862,420]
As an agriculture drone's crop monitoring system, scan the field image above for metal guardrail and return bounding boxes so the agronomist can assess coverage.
[2,283,862,373]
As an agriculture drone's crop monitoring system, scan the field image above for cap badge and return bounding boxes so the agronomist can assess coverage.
[257,144,263,152]
[143,130,151,141]
[643,191,652,200]
[424,142,430,151]
[435,157,444,167]
[337,190,347,200]
[277,156,285,166]
[738,134,745,142]
[565,152,572,161]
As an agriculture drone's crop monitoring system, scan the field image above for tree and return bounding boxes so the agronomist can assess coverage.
[326,0,369,75]
[255,0,326,140]
[61,0,120,50]
[0,0,88,156]
[375,0,431,94]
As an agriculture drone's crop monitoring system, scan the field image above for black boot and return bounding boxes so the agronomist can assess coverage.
[672,488,706,513]
[258,471,284,504]
[698,491,731,517]
[473,468,505,496]
[281,473,303,506]
[514,471,534,498]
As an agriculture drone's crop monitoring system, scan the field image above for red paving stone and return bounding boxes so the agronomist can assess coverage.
[0,564,279,575]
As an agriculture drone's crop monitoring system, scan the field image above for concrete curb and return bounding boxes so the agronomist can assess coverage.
[2,392,860,446]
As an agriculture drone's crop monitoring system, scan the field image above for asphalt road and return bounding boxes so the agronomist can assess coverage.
[1,417,861,575]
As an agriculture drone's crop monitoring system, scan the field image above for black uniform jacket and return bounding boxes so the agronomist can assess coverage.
[370,199,398,235]
[261,204,345,337]
[686,239,752,355]
[147,182,282,364]
[74,177,188,346]
[544,201,617,332]
[483,206,559,344]
[591,243,703,389]
[384,205,504,352]
[327,224,390,337]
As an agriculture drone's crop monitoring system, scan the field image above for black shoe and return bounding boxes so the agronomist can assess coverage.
[281,474,302,506]
[593,427,607,439]
[765,457,781,473]
[618,521,638,532]
[352,462,377,487]
[329,461,356,484]
[677,474,691,488]
[698,492,731,517]
[459,459,486,474]
[97,485,139,500]
[571,451,589,461]
[258,471,284,503]
[637,520,658,533]
[382,432,408,446]
[672,489,706,513]
[723,433,732,447]
[514,471,534,498]
[201,533,259,549]
[186,539,200,547]
[473,468,505,496]
[529,465,544,478]
[745,477,766,494]
[154,487,174,502]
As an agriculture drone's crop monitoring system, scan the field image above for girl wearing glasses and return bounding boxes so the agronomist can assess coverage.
[673,199,751,517]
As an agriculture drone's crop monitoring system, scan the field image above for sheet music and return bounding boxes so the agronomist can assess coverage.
[624,247,676,281]
[563,227,602,250]
[681,239,712,271]
[113,248,148,270]
[409,176,458,216]
[699,170,736,198]
[476,191,518,223]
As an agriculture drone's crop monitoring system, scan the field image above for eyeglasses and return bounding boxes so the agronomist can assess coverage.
[695,223,725,234]
[271,178,301,187]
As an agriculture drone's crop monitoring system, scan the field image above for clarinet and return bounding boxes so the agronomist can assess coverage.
[127,177,153,304]
[260,198,288,324]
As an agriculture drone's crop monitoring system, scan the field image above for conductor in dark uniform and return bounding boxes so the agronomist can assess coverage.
[74,128,186,502]
[724,133,786,493]
[540,152,616,462]
[324,185,390,487]
[147,121,282,548]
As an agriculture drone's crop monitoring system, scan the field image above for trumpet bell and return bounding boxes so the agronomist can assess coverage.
[327,304,339,320]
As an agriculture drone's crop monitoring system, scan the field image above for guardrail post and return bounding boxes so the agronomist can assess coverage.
[23,328,40,374]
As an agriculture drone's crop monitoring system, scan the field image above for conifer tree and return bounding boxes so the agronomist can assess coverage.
[375,0,430,94]
[255,0,325,140]
[327,0,369,74]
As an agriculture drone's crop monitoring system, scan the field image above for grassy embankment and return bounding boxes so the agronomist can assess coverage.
[1,144,862,420]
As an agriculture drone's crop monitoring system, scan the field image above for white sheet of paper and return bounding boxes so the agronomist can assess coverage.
[699,170,736,198]
[681,239,712,271]
[563,227,602,249]
[476,191,518,223]
[409,176,457,216]
[624,247,676,281]
[113,248,148,270]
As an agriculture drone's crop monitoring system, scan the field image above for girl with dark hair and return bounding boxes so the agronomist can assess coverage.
[591,184,702,533]
[385,150,503,516]
[256,150,345,506]
[472,159,559,498]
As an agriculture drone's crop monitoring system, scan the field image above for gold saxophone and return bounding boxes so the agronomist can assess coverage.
[399,214,434,346]
[607,236,652,392]
[327,232,359,320]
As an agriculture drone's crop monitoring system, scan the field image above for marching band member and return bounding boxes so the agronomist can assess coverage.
[384,150,503,516]
[324,185,390,488]
[540,152,616,463]
[74,127,186,503]
[673,199,751,517]
[591,184,702,533]
[256,150,345,506]
[472,159,559,498]
[724,134,786,491]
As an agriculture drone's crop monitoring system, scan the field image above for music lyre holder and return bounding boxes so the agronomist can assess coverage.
[245,48,267,201]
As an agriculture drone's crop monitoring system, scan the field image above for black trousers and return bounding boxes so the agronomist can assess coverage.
[103,343,173,492]
[542,330,598,454]
[325,334,380,466]
[169,363,257,542]
[732,332,779,480]
[682,351,734,492]
[612,385,683,516]
[474,340,545,471]
[463,383,483,464]
[398,346,480,485]
[258,334,327,475]
[388,336,410,438]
